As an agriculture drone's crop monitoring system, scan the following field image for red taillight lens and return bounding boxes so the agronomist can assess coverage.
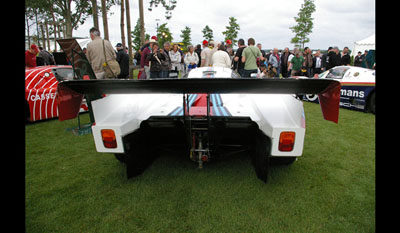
[101,129,117,148]
[279,131,295,152]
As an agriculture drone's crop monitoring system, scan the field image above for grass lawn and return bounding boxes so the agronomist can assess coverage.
[25,102,375,232]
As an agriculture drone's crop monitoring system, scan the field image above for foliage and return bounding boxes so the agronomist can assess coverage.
[180,26,191,51]
[202,25,214,42]
[132,18,149,52]
[290,0,316,49]
[25,0,117,38]
[156,23,173,48]
[222,17,240,45]
[148,0,177,20]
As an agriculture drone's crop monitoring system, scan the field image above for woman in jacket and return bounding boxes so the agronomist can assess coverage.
[169,44,181,78]
[147,43,166,79]
[184,45,199,73]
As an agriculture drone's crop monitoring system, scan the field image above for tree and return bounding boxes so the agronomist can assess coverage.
[138,0,145,46]
[202,25,213,42]
[180,26,191,51]
[131,18,147,51]
[290,0,316,49]
[125,0,133,69]
[51,0,96,38]
[91,0,99,29]
[222,17,240,45]
[147,0,177,20]
[120,0,126,49]
[156,23,173,48]
[101,0,109,40]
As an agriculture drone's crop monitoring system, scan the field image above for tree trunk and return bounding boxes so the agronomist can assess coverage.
[34,10,41,47]
[101,0,109,40]
[50,4,57,52]
[139,0,145,46]
[45,21,50,51]
[40,23,46,50]
[120,0,126,49]
[125,0,133,63]
[91,0,99,29]
[64,1,73,38]
[26,15,30,48]
[58,24,62,39]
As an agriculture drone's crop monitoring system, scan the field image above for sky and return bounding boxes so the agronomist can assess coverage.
[72,0,375,50]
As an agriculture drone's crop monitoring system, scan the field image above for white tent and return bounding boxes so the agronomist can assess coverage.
[351,34,375,57]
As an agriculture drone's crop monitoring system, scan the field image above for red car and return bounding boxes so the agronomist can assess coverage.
[25,65,87,122]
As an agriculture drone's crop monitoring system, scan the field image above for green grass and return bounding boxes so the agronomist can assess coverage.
[25,102,375,232]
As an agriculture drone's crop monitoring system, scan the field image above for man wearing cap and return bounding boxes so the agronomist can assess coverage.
[200,40,215,67]
[25,44,39,68]
[115,43,130,79]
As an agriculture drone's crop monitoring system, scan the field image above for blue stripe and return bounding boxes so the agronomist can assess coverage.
[189,94,197,106]
[212,94,221,116]
[171,94,198,116]
[169,107,181,116]
[222,106,231,116]
[219,106,229,116]
[216,94,222,106]
[213,106,221,116]
[169,94,230,117]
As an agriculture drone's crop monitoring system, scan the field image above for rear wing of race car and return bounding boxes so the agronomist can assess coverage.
[57,78,341,123]
[55,38,340,124]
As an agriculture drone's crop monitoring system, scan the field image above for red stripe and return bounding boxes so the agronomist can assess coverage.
[341,82,375,86]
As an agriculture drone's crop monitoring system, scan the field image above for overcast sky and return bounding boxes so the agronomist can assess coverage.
[72,0,375,50]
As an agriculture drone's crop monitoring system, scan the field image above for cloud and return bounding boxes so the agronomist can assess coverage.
[73,0,375,50]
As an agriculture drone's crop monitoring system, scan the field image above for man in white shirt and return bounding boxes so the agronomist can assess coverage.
[201,40,215,67]
[313,50,322,77]
[287,48,298,78]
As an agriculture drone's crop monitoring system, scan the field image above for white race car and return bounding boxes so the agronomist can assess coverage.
[56,39,341,183]
[305,66,375,113]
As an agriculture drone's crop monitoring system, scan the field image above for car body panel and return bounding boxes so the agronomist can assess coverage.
[25,65,87,122]
[304,66,375,112]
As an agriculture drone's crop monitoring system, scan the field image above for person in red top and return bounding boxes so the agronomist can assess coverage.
[25,44,39,68]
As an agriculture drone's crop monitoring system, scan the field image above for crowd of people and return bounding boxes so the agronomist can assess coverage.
[135,36,370,79]
[25,27,373,80]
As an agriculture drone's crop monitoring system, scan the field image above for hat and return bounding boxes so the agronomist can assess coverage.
[226,39,232,45]
[151,35,158,41]
[202,40,208,45]
[149,39,157,43]
[115,43,123,48]
[30,44,39,53]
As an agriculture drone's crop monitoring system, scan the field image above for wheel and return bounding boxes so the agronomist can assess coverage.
[305,94,318,102]
[368,92,375,114]
[123,129,159,179]
[114,153,128,163]
[25,100,31,122]
[250,131,272,183]
[270,157,297,165]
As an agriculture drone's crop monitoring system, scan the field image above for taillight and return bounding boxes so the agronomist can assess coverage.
[101,129,117,148]
[279,131,295,152]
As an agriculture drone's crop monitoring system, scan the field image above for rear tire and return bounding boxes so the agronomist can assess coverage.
[368,92,375,114]
[250,131,271,183]
[270,157,297,165]
[114,153,128,163]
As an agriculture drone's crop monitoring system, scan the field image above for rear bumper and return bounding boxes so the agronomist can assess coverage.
[93,116,305,157]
